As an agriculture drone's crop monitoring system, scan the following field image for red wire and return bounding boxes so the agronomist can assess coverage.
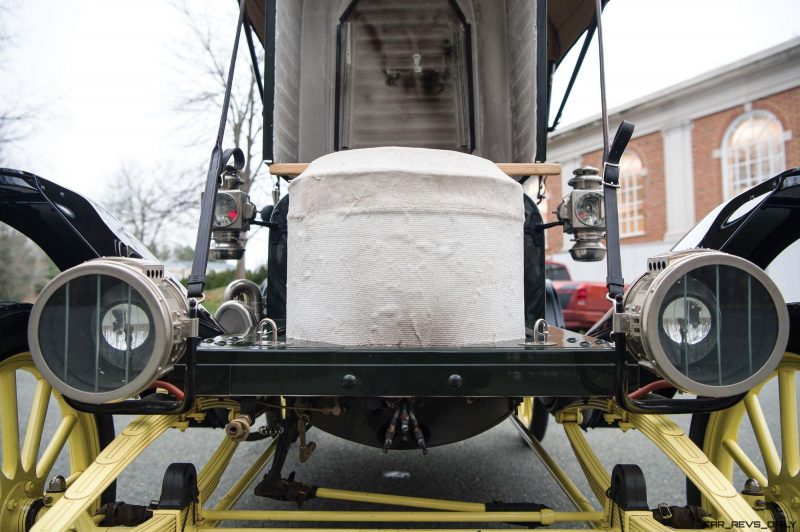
[150,380,185,400]
[627,379,673,400]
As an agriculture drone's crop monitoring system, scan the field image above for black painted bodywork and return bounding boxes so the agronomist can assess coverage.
[0,168,224,338]
[673,167,800,269]
[0,168,153,269]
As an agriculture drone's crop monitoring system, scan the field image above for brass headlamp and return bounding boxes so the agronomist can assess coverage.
[619,249,789,397]
[210,165,256,260]
[28,258,193,404]
[556,166,606,262]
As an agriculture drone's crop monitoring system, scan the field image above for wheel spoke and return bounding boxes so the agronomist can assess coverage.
[21,379,51,473]
[778,368,799,476]
[0,371,20,478]
[744,393,781,478]
[722,438,768,487]
[36,414,77,479]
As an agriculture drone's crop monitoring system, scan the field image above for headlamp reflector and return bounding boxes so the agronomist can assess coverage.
[29,258,190,404]
[624,250,789,397]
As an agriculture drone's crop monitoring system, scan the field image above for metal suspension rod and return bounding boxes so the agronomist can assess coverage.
[201,509,606,523]
[549,20,597,133]
[314,488,484,512]
[594,0,610,161]
[243,15,264,101]
[188,0,249,298]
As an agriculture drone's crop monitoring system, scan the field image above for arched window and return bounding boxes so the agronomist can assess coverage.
[722,110,786,199]
[618,151,645,237]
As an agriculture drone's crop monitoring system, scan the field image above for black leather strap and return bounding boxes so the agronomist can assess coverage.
[603,120,634,187]
[603,120,635,301]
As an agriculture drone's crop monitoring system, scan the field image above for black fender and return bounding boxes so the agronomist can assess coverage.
[0,168,158,269]
[0,168,223,338]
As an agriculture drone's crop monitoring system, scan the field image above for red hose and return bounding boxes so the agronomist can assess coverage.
[627,379,673,400]
[150,380,185,400]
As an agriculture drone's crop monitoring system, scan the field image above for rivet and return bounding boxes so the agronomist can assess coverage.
[341,374,358,389]
[448,374,463,389]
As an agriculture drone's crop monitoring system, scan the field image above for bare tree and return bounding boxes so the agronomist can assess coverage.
[0,225,57,301]
[173,0,263,277]
[98,3,263,275]
[103,164,197,258]
[0,0,31,164]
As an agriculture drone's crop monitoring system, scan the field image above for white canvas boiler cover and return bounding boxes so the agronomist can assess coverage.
[287,147,525,346]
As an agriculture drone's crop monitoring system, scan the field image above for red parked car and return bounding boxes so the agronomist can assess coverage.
[546,261,612,331]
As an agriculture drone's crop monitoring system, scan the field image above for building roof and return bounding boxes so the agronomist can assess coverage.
[550,36,800,147]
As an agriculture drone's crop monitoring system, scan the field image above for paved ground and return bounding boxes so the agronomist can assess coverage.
[9,372,786,529]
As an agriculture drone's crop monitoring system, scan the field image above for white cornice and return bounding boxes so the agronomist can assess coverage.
[548,37,800,161]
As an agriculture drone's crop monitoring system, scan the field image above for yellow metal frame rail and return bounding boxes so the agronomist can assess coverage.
[30,396,768,532]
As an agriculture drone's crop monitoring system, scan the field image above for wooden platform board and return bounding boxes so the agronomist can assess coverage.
[269,162,561,180]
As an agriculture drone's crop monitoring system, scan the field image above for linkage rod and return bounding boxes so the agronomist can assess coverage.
[201,509,606,523]
[314,488,483,512]
[510,415,597,514]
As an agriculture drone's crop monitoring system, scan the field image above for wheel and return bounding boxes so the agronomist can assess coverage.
[688,352,799,527]
[0,302,115,531]
[516,397,548,441]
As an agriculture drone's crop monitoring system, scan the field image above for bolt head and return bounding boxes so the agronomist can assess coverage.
[46,475,67,493]
[742,477,763,496]
[447,374,463,389]
[341,374,358,389]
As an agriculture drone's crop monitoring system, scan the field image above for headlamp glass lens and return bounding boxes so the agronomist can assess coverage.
[214,192,239,228]
[101,303,151,358]
[38,274,156,393]
[656,265,779,387]
[661,296,712,346]
[575,192,604,227]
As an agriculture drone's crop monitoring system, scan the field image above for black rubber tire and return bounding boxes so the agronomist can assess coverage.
[530,398,549,441]
[0,301,116,505]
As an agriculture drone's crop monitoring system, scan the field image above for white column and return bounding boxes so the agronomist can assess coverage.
[662,121,695,241]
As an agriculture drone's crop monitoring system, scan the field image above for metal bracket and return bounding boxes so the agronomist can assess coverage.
[297,415,317,463]
[612,312,633,335]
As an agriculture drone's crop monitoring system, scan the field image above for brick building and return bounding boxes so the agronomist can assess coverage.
[538,37,800,301]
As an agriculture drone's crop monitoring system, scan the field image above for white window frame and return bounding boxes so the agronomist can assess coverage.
[618,151,646,238]
[721,109,786,200]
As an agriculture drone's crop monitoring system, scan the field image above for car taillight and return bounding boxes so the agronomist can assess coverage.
[575,287,588,306]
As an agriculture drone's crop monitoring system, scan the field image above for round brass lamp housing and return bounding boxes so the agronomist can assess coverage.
[623,250,789,397]
[28,257,190,404]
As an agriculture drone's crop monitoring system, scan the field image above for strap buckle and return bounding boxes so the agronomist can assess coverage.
[657,503,673,521]
[602,161,621,188]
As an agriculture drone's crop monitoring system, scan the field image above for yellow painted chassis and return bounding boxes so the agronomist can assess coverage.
[4,352,798,532]
[28,402,765,532]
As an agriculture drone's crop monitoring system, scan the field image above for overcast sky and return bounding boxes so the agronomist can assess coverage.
[2,0,799,265]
